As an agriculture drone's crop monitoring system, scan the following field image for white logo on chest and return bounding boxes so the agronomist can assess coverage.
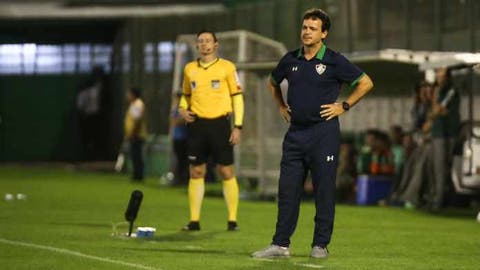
[292,66,298,71]
[326,155,334,162]
[316,64,326,75]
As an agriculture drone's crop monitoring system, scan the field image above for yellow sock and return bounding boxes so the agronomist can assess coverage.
[188,178,204,221]
[222,177,239,221]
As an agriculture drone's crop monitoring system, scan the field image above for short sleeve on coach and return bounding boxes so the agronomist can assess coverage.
[335,54,364,87]
[270,54,289,86]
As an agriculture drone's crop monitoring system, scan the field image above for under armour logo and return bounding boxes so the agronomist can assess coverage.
[326,155,334,162]
[292,66,298,71]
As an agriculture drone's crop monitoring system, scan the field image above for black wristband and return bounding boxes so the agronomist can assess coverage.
[234,125,242,130]
[342,101,350,111]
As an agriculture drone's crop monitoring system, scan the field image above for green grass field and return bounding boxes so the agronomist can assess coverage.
[1,165,479,270]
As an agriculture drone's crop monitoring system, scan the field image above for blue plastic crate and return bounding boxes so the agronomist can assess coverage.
[356,175,393,205]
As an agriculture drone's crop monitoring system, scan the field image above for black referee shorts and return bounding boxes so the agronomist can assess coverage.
[187,116,234,166]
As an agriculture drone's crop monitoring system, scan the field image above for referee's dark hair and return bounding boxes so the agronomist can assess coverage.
[130,87,141,98]
[197,29,218,42]
[303,8,331,32]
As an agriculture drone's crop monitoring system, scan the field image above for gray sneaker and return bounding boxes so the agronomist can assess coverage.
[251,245,290,258]
[311,246,328,259]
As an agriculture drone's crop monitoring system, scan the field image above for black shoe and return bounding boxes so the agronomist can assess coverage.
[227,221,239,231]
[182,221,200,231]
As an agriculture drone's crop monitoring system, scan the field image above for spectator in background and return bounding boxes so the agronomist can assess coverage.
[390,125,405,177]
[170,92,189,186]
[411,81,431,132]
[370,131,394,176]
[402,132,417,159]
[392,82,435,208]
[394,143,432,209]
[336,138,357,203]
[357,129,378,175]
[428,67,460,211]
[389,125,405,194]
[386,131,419,206]
[76,66,106,160]
[124,87,147,181]
[389,81,433,208]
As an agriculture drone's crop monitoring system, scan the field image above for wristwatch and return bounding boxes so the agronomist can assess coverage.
[342,101,350,111]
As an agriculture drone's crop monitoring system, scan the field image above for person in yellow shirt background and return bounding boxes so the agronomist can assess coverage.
[124,87,147,181]
[179,30,244,231]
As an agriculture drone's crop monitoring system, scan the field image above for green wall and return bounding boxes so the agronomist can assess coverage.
[0,75,89,161]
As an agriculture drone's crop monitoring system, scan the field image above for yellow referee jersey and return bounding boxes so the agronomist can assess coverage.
[182,58,242,119]
[124,98,147,140]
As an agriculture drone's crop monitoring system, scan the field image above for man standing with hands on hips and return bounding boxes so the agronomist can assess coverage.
[179,30,244,232]
[252,8,373,258]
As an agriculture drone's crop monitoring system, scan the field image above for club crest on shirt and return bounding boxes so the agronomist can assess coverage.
[315,64,326,75]
[211,80,220,89]
[190,81,196,90]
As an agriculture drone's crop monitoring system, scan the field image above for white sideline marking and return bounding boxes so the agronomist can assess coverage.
[0,238,162,270]
[251,258,276,262]
[293,262,325,268]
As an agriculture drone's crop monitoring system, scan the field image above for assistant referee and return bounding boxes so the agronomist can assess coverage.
[179,30,244,231]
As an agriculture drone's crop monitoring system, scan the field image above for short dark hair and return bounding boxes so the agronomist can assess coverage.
[414,80,429,93]
[130,87,141,98]
[303,8,331,32]
[365,128,379,137]
[197,30,217,42]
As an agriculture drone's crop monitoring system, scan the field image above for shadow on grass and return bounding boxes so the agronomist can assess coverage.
[151,230,222,242]
[50,221,111,228]
[417,207,478,220]
[120,246,229,255]
[230,257,335,270]
[119,241,253,257]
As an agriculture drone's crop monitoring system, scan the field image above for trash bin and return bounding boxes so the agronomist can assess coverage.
[356,175,392,205]
[145,135,170,177]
